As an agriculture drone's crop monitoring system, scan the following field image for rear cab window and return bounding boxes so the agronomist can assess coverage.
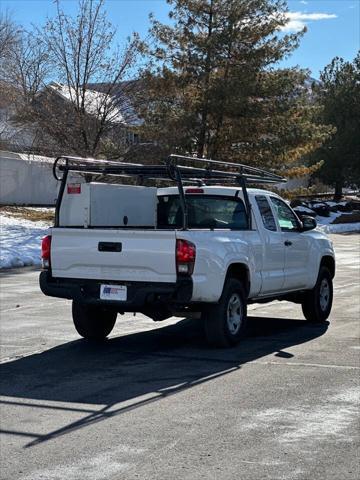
[157,195,248,230]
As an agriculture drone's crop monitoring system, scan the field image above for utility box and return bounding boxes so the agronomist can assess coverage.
[59,182,157,228]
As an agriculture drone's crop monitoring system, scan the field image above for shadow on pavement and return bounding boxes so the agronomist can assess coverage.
[0,316,328,447]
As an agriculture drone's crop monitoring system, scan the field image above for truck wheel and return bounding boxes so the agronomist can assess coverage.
[301,267,333,323]
[72,301,117,340]
[203,279,247,348]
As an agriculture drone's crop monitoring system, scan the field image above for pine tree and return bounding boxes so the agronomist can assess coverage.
[312,53,360,198]
[138,0,332,177]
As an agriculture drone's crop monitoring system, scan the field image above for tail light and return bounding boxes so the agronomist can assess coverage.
[41,235,52,269]
[176,239,196,276]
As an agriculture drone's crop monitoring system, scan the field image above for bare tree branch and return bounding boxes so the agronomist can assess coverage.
[36,0,142,156]
[0,12,19,60]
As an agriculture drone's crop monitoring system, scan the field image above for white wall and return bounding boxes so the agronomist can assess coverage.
[0,151,59,205]
[275,176,310,191]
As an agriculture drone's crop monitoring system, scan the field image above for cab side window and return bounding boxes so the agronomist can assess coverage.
[270,197,299,232]
[255,195,277,231]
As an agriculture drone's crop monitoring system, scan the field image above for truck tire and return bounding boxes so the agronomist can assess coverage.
[202,279,247,348]
[301,266,333,323]
[72,301,117,340]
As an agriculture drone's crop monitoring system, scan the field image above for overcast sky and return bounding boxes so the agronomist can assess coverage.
[1,0,359,78]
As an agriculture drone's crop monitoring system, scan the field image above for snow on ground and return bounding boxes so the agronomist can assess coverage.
[314,211,343,225]
[294,205,314,214]
[293,199,360,233]
[0,214,51,269]
[293,207,344,225]
[318,223,360,234]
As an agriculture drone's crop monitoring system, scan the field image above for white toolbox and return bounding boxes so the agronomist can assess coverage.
[59,182,157,227]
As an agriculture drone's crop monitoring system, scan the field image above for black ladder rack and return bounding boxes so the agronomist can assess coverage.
[53,154,286,229]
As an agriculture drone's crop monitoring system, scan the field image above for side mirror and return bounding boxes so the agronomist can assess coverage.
[300,215,317,232]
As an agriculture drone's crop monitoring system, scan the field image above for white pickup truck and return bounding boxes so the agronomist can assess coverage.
[40,156,335,347]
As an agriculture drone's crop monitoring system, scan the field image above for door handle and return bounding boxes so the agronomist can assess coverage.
[98,242,122,252]
[284,240,292,246]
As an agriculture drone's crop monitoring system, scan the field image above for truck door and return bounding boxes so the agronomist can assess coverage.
[254,195,285,294]
[270,196,310,290]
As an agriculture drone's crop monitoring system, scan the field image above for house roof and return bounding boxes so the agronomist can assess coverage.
[47,82,130,125]
[0,150,54,164]
[87,80,142,126]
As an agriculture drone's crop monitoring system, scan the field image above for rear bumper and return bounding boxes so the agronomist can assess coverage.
[39,271,193,310]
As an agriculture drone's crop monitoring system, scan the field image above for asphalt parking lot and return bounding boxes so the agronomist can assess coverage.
[0,233,359,480]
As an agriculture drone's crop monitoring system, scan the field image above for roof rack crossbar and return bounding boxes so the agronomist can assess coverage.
[53,154,286,187]
[167,154,284,182]
[54,158,286,184]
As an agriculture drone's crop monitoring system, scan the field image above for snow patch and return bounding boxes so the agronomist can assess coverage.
[293,206,315,214]
[241,387,360,445]
[318,222,360,233]
[20,444,145,480]
[0,214,51,269]
[294,198,360,230]
[315,211,342,225]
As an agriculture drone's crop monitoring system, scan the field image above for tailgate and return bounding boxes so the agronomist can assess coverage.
[50,228,177,283]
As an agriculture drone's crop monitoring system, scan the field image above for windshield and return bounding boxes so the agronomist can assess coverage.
[157,195,248,230]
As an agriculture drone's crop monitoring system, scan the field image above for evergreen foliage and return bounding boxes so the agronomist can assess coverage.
[138,0,333,176]
[312,53,360,197]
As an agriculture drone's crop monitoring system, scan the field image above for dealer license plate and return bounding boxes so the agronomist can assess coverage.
[100,284,127,301]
